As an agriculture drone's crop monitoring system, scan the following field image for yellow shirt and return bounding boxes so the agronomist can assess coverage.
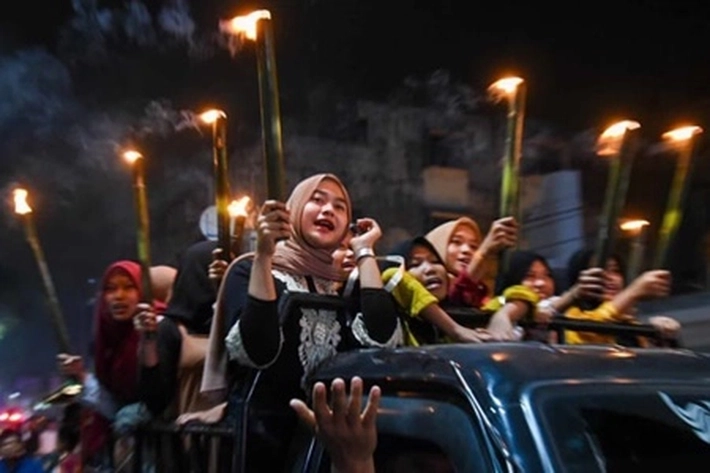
[382,267,439,346]
[564,302,637,345]
[482,285,540,313]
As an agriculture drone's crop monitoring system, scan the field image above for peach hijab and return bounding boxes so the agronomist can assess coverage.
[201,173,351,397]
[425,217,482,275]
[272,173,352,281]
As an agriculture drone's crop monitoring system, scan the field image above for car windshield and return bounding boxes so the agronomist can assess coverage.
[527,383,710,472]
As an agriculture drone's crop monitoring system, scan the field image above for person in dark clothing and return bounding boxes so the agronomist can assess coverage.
[137,239,221,418]
[0,430,43,473]
[193,173,402,472]
[564,248,680,346]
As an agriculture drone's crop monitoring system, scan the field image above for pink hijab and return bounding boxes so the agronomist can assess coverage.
[201,173,352,397]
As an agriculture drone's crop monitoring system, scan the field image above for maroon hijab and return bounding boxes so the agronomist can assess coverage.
[93,260,165,403]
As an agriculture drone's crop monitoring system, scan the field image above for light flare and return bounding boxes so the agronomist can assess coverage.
[620,219,649,232]
[488,76,524,96]
[663,125,702,142]
[199,109,226,124]
[220,10,271,40]
[13,188,32,215]
[228,196,251,218]
[122,150,143,164]
[597,120,641,156]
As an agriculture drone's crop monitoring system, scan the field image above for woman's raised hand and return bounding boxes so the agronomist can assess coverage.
[255,200,291,256]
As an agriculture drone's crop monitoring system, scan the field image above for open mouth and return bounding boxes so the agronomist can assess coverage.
[424,276,443,291]
[111,303,130,316]
[314,219,335,231]
[342,258,356,271]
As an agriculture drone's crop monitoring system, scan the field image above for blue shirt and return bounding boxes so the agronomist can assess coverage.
[0,456,45,473]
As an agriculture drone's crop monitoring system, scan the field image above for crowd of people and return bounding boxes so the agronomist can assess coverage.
[3,172,682,472]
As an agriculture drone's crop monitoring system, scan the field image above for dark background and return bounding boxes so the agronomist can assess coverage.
[1,0,708,390]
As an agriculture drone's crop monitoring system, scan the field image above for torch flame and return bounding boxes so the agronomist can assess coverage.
[199,109,227,124]
[620,219,649,232]
[489,77,524,96]
[220,10,271,40]
[597,120,641,156]
[122,150,143,164]
[662,125,702,142]
[228,196,251,218]
[13,188,32,215]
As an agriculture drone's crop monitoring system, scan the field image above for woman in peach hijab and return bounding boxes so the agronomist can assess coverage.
[200,173,401,472]
[425,216,517,307]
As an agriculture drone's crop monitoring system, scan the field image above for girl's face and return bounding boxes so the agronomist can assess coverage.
[446,225,480,274]
[521,260,555,299]
[104,269,140,321]
[332,233,356,279]
[407,244,449,301]
[603,257,625,300]
[301,179,349,251]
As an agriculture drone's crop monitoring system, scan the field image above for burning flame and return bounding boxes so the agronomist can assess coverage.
[620,219,649,232]
[489,76,524,96]
[597,120,641,156]
[122,150,143,164]
[220,10,271,40]
[199,109,227,124]
[663,125,702,142]
[228,196,251,218]
[13,188,32,215]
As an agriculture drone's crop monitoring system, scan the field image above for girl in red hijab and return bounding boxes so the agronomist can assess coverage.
[58,260,166,468]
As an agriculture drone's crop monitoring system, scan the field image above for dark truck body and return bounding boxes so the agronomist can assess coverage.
[133,295,710,472]
[293,343,710,472]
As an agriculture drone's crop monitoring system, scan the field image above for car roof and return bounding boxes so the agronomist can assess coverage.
[313,342,710,403]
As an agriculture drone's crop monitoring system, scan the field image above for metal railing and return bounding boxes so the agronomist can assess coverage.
[446,307,678,346]
[126,294,679,472]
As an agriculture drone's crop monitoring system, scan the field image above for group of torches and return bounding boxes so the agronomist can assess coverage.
[8,10,705,359]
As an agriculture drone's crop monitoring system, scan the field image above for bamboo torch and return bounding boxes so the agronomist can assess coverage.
[592,120,641,268]
[220,10,286,200]
[13,188,71,353]
[488,76,526,272]
[620,219,650,281]
[121,150,153,303]
[489,76,526,224]
[228,196,251,257]
[199,109,232,261]
[653,125,703,269]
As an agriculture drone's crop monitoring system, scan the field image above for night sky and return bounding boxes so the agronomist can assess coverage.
[5,0,710,131]
[1,0,709,388]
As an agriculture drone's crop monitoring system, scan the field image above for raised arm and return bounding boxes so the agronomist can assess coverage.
[465,216,518,281]
[224,200,292,368]
[543,267,605,318]
[349,218,400,344]
[135,312,182,416]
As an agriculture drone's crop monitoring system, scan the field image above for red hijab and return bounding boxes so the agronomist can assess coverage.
[93,260,166,403]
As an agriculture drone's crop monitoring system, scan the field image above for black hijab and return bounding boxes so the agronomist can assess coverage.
[163,240,218,335]
[566,248,626,289]
[387,236,445,269]
[495,250,551,295]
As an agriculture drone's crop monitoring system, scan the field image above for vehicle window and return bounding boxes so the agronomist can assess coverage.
[528,384,710,473]
[375,435,455,473]
[315,435,453,473]
[308,395,490,473]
